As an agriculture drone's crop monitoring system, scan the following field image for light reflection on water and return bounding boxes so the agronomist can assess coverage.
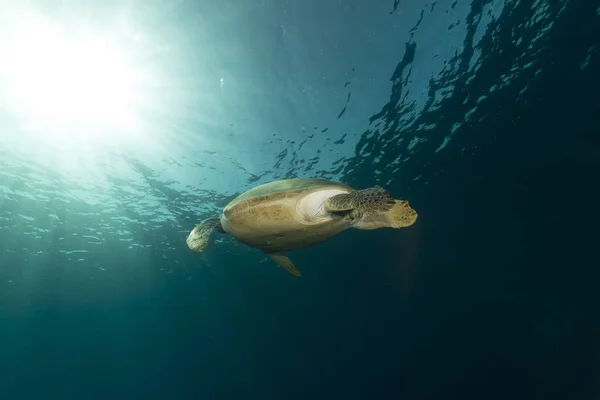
[0,0,564,268]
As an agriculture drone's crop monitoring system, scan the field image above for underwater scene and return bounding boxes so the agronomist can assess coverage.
[0,0,599,399]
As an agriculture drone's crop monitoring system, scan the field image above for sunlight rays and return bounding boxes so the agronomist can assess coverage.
[0,3,250,197]
[0,15,144,142]
[0,8,169,181]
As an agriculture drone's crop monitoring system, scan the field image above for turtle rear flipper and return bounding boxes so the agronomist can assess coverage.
[266,252,302,277]
[325,186,395,214]
[186,217,222,252]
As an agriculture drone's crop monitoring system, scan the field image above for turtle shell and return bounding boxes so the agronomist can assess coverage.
[224,178,352,216]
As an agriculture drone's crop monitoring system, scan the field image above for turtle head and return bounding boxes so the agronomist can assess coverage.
[351,200,417,230]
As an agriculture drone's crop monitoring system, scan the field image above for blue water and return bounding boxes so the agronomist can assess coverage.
[1,0,599,399]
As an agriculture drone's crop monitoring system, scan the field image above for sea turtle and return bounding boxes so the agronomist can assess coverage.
[186,178,417,276]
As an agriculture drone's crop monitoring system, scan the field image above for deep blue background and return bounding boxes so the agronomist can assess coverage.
[1,1,599,399]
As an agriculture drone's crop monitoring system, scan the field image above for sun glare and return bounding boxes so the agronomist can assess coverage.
[0,16,141,139]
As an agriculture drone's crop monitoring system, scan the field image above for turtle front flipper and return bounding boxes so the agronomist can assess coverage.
[186,217,222,252]
[266,252,302,277]
[325,186,395,215]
